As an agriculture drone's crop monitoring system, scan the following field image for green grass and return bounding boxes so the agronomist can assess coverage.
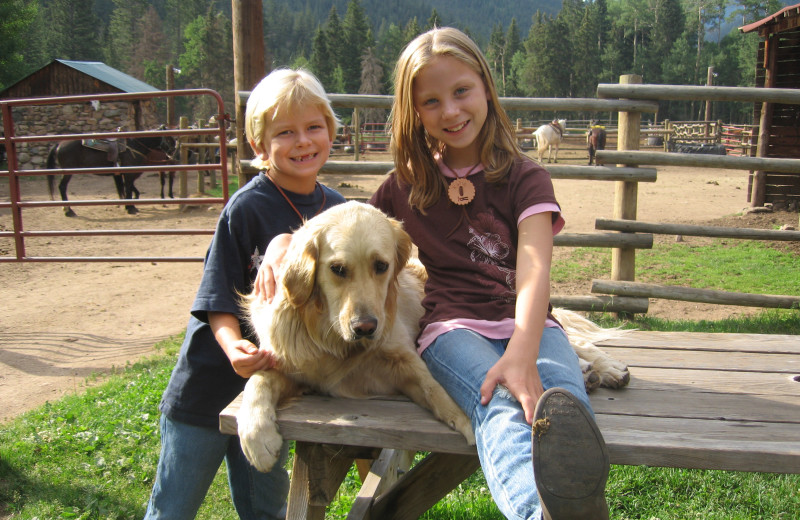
[208,175,239,199]
[2,240,799,519]
[555,240,800,298]
[637,240,800,295]
[2,312,799,519]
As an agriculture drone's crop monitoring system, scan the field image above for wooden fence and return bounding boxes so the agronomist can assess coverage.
[237,78,800,315]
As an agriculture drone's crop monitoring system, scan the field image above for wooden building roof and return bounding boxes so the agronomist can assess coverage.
[740,3,800,35]
[0,60,158,99]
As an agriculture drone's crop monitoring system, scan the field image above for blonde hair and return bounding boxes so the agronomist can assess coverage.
[390,27,520,211]
[245,68,340,170]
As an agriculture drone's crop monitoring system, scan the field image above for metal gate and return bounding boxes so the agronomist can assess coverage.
[0,89,230,262]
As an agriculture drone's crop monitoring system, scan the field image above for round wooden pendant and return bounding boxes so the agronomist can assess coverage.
[448,178,475,205]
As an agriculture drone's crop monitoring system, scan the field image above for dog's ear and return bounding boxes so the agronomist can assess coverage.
[389,217,413,274]
[281,231,319,308]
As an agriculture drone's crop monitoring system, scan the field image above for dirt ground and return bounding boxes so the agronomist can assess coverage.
[1,151,798,424]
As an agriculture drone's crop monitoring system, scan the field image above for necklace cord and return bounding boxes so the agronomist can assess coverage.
[265,172,326,223]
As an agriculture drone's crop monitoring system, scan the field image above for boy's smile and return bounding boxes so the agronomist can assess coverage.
[412,55,489,168]
[257,104,332,194]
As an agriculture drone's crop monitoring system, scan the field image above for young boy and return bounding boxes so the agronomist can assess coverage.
[144,68,345,519]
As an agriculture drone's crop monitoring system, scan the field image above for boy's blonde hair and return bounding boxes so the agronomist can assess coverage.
[245,68,340,170]
[390,27,520,211]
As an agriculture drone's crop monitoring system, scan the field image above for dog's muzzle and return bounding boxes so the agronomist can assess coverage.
[350,316,378,339]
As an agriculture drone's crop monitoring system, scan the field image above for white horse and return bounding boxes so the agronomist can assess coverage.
[533,119,567,163]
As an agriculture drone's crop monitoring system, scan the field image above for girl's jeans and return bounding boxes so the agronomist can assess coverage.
[421,327,591,520]
[144,413,289,520]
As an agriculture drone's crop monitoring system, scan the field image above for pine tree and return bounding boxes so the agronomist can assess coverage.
[342,0,372,93]
[179,10,234,120]
[358,46,386,124]
[130,6,168,79]
[404,17,422,47]
[106,0,150,69]
[163,0,206,58]
[376,22,405,91]
[47,0,102,61]
[504,18,522,96]
[426,8,442,30]
[326,7,345,71]
[486,24,506,95]
[310,26,334,89]
[571,8,600,98]
[0,0,38,89]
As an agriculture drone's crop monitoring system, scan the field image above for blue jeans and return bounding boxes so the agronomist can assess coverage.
[421,327,591,520]
[144,414,290,520]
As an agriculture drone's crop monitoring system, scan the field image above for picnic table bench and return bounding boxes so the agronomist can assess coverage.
[220,330,800,520]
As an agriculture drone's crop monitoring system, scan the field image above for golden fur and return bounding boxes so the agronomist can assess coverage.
[238,201,475,472]
[237,201,629,472]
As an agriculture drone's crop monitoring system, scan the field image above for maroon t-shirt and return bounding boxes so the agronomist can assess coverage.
[370,157,562,336]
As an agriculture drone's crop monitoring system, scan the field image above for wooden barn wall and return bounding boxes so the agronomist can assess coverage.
[0,62,122,99]
[752,25,800,207]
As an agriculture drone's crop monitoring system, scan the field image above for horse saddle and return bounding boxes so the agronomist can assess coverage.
[81,138,127,163]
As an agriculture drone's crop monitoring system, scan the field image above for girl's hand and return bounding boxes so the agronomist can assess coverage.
[479,338,544,424]
[253,233,292,302]
[226,340,276,378]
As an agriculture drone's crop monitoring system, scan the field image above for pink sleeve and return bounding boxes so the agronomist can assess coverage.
[518,202,565,235]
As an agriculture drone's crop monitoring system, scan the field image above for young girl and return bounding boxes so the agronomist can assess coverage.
[368,27,610,520]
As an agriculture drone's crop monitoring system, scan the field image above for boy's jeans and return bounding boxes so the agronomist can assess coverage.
[421,327,591,520]
[144,414,289,520]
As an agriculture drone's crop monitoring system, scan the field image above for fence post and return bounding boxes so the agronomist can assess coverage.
[353,108,360,162]
[196,119,205,194]
[612,75,642,290]
[179,116,189,200]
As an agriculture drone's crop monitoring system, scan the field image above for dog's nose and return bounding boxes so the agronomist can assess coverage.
[351,316,378,338]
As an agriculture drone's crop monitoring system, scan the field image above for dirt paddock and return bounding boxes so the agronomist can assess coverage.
[1,152,797,423]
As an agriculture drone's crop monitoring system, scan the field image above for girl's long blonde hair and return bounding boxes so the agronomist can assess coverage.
[389,27,521,211]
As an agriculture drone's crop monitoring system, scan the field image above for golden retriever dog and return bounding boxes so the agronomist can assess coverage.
[237,201,629,472]
[237,201,475,472]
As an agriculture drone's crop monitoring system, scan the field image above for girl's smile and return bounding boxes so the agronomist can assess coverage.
[412,55,489,168]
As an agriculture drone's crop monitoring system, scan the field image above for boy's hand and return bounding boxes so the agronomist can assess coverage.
[254,233,292,302]
[226,340,276,378]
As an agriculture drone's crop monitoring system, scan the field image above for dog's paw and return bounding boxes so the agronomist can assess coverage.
[237,412,284,473]
[448,414,475,446]
[597,358,630,389]
[579,357,602,392]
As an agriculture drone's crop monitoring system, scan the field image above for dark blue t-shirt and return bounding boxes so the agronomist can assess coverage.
[160,172,345,427]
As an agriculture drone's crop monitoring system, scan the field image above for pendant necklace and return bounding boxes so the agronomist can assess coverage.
[265,172,326,222]
[445,160,481,206]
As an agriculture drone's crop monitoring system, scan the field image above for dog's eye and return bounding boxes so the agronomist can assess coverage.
[374,260,389,274]
[330,263,347,278]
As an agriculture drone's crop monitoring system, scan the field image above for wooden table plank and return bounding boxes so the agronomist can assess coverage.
[597,331,800,354]
[221,394,475,455]
[614,366,799,395]
[597,414,800,473]
[591,387,800,423]
[603,347,800,373]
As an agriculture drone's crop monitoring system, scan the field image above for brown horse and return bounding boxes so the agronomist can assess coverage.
[47,135,175,217]
[587,125,607,165]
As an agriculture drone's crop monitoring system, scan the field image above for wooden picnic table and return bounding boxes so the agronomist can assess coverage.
[220,330,800,519]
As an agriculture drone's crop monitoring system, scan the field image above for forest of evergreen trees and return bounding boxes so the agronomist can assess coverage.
[0,0,791,124]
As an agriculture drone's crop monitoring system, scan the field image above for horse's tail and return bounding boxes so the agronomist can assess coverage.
[46,145,58,200]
